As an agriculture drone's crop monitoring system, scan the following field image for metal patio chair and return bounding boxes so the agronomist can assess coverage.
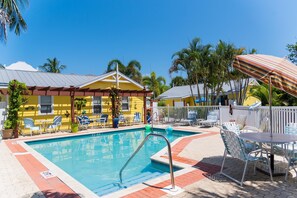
[220,129,273,186]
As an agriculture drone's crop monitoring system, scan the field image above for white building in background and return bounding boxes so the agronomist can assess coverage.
[5,61,38,71]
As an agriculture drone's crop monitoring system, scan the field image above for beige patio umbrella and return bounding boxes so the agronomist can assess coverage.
[233,54,297,136]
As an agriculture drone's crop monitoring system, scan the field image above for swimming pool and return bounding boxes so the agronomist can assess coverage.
[27,128,195,196]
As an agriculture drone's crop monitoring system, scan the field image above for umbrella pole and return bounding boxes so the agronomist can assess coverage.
[269,76,273,137]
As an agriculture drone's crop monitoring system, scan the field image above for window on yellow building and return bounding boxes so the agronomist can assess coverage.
[39,96,53,114]
[122,96,129,111]
[93,96,102,114]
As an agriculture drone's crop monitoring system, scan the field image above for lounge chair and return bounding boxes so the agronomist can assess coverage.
[96,114,108,128]
[199,111,218,127]
[47,116,62,133]
[220,129,273,186]
[23,118,41,136]
[180,111,198,126]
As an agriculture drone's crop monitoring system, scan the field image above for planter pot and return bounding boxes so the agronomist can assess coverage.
[71,123,79,133]
[113,118,119,128]
[2,129,13,139]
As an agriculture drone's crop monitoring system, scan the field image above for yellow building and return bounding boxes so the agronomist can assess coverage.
[0,69,151,134]
[157,79,259,107]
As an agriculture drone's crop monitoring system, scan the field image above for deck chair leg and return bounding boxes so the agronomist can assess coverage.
[265,151,273,182]
[220,150,227,173]
[240,160,248,186]
[253,161,257,175]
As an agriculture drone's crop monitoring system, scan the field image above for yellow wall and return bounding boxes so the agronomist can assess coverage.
[243,86,259,106]
[19,75,145,135]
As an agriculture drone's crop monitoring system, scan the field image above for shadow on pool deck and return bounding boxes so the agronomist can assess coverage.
[28,190,82,198]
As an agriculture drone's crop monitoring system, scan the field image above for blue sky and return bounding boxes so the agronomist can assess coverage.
[1,0,297,84]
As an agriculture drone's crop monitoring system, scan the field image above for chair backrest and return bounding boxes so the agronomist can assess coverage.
[259,117,270,132]
[206,111,217,121]
[134,112,141,122]
[222,122,240,134]
[188,111,197,120]
[285,123,297,135]
[119,114,125,122]
[24,118,35,128]
[236,115,247,130]
[101,114,108,122]
[220,129,247,161]
[53,116,62,126]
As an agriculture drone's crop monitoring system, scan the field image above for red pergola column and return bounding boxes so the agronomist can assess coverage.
[143,94,147,124]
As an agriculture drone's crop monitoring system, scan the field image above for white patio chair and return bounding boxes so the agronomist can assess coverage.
[220,129,273,186]
[283,123,297,181]
[23,118,41,136]
[222,122,259,153]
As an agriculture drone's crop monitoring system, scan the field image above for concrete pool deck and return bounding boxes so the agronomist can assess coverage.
[1,125,297,197]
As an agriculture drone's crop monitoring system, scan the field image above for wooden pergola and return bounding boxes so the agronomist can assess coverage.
[0,86,153,124]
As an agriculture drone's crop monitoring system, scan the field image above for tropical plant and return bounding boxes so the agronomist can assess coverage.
[107,59,142,83]
[0,0,28,42]
[287,41,297,65]
[74,98,87,114]
[142,72,166,99]
[4,79,28,137]
[170,76,187,87]
[39,58,66,73]
[248,84,284,106]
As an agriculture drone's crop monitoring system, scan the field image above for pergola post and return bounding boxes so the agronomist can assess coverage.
[143,94,147,124]
[70,89,75,123]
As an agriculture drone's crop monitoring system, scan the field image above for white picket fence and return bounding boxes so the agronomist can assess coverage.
[154,105,297,134]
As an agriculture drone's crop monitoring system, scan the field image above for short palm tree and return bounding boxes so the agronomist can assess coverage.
[249,84,284,106]
[0,0,28,42]
[107,59,142,83]
[142,72,166,99]
[39,58,66,73]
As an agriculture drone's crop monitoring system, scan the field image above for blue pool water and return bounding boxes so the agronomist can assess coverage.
[27,128,195,196]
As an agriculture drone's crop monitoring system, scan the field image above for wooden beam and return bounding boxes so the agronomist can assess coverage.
[143,95,147,124]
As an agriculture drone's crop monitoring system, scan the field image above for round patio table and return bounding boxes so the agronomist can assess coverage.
[239,132,297,175]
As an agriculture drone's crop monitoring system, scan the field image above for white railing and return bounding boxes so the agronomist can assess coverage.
[154,105,297,134]
[153,105,220,124]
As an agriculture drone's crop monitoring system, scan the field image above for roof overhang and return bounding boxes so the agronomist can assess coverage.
[0,86,153,97]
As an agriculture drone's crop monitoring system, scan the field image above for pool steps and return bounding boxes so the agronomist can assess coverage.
[93,171,164,196]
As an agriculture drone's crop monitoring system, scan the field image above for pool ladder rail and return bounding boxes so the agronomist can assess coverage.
[118,133,176,191]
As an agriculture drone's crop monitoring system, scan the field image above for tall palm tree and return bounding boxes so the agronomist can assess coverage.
[142,72,166,99]
[0,0,28,42]
[107,59,142,83]
[39,58,66,73]
[170,49,196,105]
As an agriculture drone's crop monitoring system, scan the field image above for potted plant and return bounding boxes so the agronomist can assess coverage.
[109,87,121,128]
[2,119,13,139]
[71,111,79,133]
[4,80,28,138]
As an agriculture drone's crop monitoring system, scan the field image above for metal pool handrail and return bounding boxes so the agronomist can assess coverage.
[119,133,176,190]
